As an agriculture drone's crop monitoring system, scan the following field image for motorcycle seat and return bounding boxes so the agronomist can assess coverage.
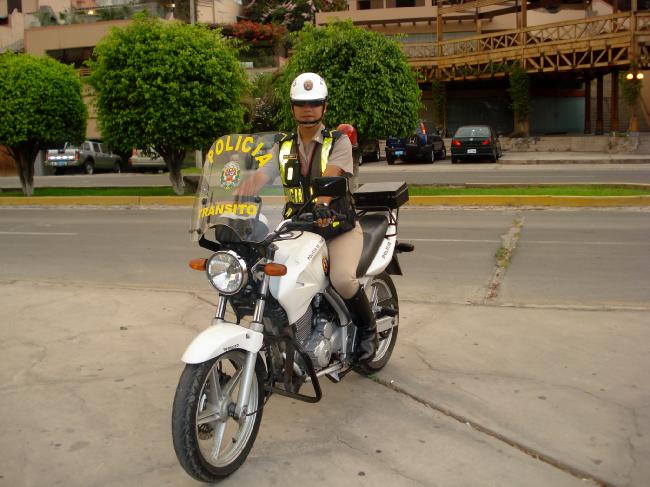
[356,214,389,277]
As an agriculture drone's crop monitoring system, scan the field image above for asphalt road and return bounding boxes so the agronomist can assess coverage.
[1,207,649,486]
[3,162,650,189]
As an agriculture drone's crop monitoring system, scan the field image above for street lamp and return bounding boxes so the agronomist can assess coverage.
[626,71,644,80]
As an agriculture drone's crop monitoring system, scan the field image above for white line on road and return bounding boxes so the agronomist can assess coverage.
[406,238,500,243]
[404,237,649,246]
[0,231,78,236]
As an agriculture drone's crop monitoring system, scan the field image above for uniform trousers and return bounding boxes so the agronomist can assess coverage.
[326,222,363,299]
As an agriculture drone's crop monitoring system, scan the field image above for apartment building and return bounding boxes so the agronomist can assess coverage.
[316,0,650,136]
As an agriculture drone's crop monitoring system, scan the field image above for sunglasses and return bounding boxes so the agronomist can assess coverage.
[292,100,325,108]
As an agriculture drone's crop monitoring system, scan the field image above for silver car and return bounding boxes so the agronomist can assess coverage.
[46,141,123,175]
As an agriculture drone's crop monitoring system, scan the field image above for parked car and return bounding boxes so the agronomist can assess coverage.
[450,125,502,163]
[359,138,381,164]
[128,148,167,173]
[385,121,446,165]
[46,141,122,175]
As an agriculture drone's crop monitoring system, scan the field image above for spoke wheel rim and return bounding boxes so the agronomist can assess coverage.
[195,352,258,468]
[366,278,397,363]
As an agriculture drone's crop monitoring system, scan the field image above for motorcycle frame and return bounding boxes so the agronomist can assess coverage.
[182,209,401,413]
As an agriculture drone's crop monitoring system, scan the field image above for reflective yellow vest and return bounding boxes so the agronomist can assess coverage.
[278,132,337,215]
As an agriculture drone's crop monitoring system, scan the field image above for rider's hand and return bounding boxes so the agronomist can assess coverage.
[313,203,334,228]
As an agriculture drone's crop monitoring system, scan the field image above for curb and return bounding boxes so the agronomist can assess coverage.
[1,195,650,207]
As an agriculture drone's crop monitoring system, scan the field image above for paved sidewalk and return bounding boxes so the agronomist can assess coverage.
[499,152,650,164]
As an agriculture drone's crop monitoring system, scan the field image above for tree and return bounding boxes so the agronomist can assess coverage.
[245,1,348,32]
[0,53,87,196]
[87,14,249,194]
[620,68,643,133]
[274,21,421,139]
[507,62,530,136]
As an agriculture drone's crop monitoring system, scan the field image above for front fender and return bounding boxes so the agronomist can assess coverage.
[181,319,264,364]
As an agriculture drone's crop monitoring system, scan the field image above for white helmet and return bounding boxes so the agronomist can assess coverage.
[290,72,328,103]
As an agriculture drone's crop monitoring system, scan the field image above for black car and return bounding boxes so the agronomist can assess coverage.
[385,122,446,165]
[450,125,502,163]
[359,138,381,164]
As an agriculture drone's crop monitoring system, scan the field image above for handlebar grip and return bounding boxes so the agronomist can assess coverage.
[234,194,262,204]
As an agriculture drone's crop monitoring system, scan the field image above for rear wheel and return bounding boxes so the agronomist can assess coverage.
[451,156,458,164]
[84,160,94,175]
[425,148,434,164]
[386,155,395,165]
[113,161,122,173]
[437,147,447,160]
[172,350,265,482]
[356,272,399,375]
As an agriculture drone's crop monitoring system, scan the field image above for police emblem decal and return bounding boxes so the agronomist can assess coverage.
[220,161,241,190]
[304,80,313,91]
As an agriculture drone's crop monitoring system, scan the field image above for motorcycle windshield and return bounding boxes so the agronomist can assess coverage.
[190,133,288,244]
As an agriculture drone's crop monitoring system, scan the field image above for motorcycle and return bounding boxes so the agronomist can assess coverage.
[172,132,413,482]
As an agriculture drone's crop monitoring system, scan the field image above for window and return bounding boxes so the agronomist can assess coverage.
[396,0,416,7]
[92,142,101,153]
[454,126,490,137]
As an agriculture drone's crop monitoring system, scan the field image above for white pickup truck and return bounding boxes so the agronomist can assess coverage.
[46,141,123,175]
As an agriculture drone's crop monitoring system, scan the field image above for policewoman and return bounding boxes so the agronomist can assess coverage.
[240,72,377,362]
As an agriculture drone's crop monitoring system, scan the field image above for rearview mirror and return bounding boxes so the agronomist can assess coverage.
[312,176,348,198]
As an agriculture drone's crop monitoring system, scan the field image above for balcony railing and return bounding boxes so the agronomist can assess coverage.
[401,11,650,79]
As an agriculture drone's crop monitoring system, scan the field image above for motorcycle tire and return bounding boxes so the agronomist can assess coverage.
[172,350,265,482]
[356,272,399,375]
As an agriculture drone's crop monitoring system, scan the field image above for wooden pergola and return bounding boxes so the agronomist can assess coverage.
[396,0,650,133]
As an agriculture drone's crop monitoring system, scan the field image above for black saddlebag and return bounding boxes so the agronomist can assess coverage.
[353,181,409,211]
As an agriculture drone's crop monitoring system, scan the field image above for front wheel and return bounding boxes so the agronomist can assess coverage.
[356,272,399,375]
[172,350,265,482]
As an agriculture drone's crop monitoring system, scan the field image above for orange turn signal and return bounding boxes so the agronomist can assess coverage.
[264,263,287,276]
[189,258,207,271]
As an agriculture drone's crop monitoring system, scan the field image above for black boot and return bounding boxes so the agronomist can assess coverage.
[345,287,378,363]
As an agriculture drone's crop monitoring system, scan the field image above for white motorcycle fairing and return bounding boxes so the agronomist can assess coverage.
[182,319,264,364]
[269,231,329,324]
[365,212,398,276]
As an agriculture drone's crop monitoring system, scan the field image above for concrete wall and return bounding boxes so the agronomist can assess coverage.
[24,19,129,54]
[197,0,242,24]
[317,0,615,34]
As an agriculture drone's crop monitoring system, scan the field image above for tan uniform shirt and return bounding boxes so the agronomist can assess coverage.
[260,124,353,181]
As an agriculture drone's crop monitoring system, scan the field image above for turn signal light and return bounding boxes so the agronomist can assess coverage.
[264,263,287,276]
[451,139,461,147]
[189,258,207,271]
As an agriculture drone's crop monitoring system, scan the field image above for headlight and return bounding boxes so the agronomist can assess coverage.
[206,251,248,295]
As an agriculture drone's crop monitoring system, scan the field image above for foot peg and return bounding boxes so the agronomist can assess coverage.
[376,307,398,318]
[396,242,414,253]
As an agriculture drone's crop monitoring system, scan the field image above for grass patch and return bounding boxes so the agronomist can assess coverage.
[0,187,179,197]
[495,246,511,267]
[408,185,650,196]
[2,184,649,198]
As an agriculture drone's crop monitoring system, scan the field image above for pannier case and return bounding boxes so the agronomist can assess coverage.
[353,181,409,210]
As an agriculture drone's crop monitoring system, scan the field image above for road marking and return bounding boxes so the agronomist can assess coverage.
[404,237,649,246]
[0,231,77,236]
[405,238,500,243]
[524,239,650,246]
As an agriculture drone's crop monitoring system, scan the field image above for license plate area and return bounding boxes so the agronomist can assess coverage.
[467,149,477,154]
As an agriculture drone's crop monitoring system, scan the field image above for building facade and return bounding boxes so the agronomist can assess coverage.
[316,0,650,136]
